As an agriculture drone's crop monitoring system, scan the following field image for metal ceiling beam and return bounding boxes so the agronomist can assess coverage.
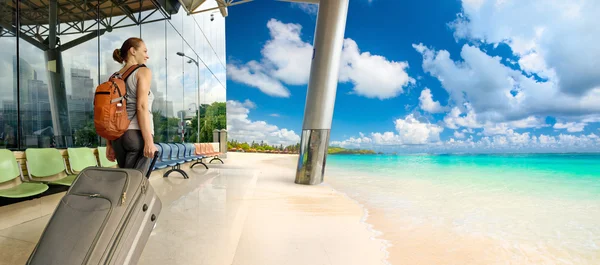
[190,0,206,13]
[276,0,319,3]
[0,20,48,51]
[110,0,139,24]
[216,0,228,17]
[188,0,252,15]
[60,28,107,51]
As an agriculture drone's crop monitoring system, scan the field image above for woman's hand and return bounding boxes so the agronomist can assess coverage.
[106,144,116,162]
[144,143,158,158]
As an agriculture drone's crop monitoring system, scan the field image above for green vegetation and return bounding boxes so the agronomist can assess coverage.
[198,102,227,143]
[328,146,376,155]
[228,140,301,153]
[74,118,99,147]
[153,102,226,143]
[227,141,377,155]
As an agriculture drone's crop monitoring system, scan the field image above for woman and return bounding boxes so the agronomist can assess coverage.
[106,37,157,174]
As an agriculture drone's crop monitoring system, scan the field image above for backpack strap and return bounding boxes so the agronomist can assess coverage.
[122,64,146,81]
[121,64,147,122]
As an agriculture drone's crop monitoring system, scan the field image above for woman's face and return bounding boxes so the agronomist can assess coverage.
[131,42,149,64]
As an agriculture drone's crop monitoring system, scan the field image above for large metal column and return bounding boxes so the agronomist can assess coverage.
[45,49,72,147]
[295,0,349,185]
[46,0,72,147]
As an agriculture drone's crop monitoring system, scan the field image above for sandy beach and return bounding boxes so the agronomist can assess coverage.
[227,152,390,265]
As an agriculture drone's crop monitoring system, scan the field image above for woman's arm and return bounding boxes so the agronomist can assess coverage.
[106,140,116,162]
[135,67,157,157]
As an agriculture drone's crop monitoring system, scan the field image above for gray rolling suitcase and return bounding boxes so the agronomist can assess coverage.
[27,153,161,265]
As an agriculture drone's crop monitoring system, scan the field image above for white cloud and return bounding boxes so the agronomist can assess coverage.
[269,113,280,117]
[553,122,586,133]
[227,61,289,97]
[227,100,300,146]
[449,0,600,96]
[333,130,600,153]
[330,133,372,148]
[242,99,257,109]
[290,3,318,15]
[508,116,547,129]
[414,43,600,127]
[444,105,482,130]
[482,123,513,136]
[454,131,466,139]
[332,114,443,147]
[229,19,414,100]
[538,134,557,145]
[419,88,447,113]
[394,114,444,144]
[339,39,415,100]
[262,19,314,86]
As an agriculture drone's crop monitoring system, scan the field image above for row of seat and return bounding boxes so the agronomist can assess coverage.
[0,143,224,199]
[152,142,224,179]
[154,143,202,179]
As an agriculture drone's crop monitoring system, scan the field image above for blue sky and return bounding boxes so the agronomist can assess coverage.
[224,0,600,153]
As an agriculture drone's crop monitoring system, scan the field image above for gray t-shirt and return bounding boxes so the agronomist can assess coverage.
[123,67,154,135]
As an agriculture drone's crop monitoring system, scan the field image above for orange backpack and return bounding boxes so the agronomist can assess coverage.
[94,64,145,140]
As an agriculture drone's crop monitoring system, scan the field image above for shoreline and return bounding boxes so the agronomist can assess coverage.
[323,160,600,265]
[321,181,392,265]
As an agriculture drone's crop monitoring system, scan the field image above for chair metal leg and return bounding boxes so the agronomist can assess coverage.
[209,157,224,164]
[163,169,174,178]
[191,161,208,169]
[163,167,189,179]
[177,169,189,179]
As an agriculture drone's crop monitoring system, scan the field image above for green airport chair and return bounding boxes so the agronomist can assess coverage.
[0,149,49,198]
[97,146,118,168]
[25,148,77,187]
[67,147,98,174]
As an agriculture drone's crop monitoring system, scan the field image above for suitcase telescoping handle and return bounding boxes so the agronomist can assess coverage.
[146,151,159,178]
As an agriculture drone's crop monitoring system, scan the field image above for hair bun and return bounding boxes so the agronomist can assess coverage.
[112,48,123,64]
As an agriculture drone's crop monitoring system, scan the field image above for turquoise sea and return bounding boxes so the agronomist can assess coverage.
[325,154,600,264]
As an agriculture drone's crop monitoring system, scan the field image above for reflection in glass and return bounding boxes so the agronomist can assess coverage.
[1,1,226,150]
[142,20,167,143]
[62,25,99,148]
[167,22,184,142]
[0,0,18,149]
[18,41,55,148]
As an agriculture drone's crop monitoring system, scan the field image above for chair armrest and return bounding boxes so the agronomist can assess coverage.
[16,161,26,182]
[63,158,74,175]
[68,157,77,174]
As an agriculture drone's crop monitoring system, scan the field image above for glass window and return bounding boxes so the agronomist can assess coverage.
[166,22,183,143]
[1,0,224,149]
[168,8,184,36]
[99,16,140,79]
[16,1,100,148]
[60,23,99,148]
[183,41,197,143]
[142,20,167,143]
[0,0,18,149]
[199,74,226,143]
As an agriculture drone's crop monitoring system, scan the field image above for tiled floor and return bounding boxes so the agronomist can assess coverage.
[0,161,258,265]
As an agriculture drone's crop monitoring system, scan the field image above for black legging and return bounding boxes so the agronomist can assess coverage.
[112,129,151,175]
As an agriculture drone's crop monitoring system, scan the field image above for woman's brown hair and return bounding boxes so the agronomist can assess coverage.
[112,37,144,64]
